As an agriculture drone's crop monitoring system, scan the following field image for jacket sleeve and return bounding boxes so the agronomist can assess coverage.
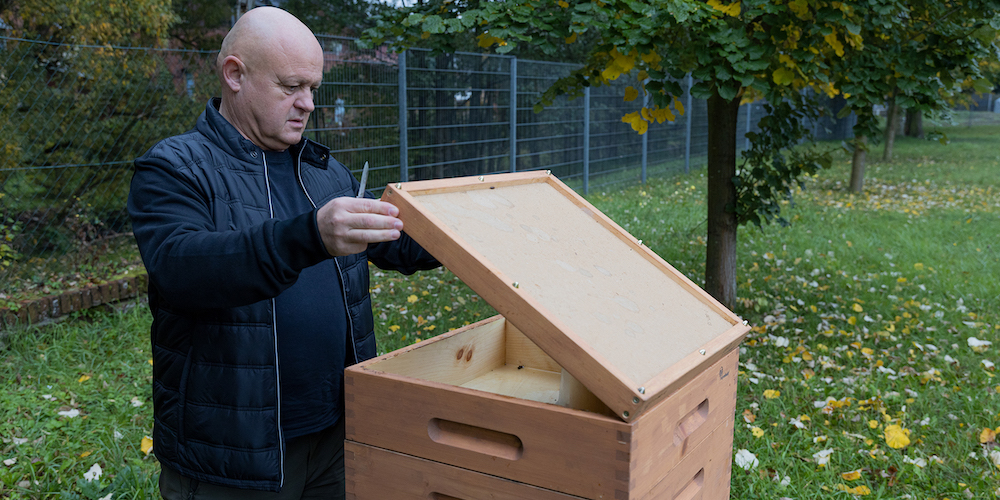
[367,232,440,276]
[128,152,330,310]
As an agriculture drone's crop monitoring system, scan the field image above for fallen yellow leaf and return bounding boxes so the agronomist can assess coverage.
[836,484,871,495]
[852,303,863,312]
[883,424,911,449]
[841,469,862,481]
[751,426,765,438]
[980,427,996,444]
[141,436,154,456]
[763,389,780,399]
[78,375,91,383]
[79,450,92,458]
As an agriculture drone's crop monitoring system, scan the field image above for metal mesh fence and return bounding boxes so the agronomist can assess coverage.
[0,36,217,291]
[0,34,887,292]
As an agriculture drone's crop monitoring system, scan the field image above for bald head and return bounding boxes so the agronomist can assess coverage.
[216,7,325,151]
[218,7,323,82]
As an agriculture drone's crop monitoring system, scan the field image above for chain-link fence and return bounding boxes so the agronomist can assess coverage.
[0,34,869,293]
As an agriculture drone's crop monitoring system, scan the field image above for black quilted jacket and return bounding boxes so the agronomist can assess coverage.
[128,98,437,491]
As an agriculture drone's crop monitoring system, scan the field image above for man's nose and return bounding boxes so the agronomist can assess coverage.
[296,90,315,113]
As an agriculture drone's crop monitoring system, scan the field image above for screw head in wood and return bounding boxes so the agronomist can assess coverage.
[743,319,749,326]
[637,239,643,246]
[478,176,485,181]
[545,170,551,175]
[699,349,707,355]
[622,411,630,418]
[395,183,402,189]
[632,397,640,404]
[512,282,519,288]
[638,387,645,394]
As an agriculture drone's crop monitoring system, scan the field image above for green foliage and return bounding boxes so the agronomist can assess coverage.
[826,0,1000,143]
[0,193,20,272]
[284,0,388,37]
[366,0,1000,231]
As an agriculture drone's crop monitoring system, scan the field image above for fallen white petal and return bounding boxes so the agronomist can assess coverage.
[3,458,15,466]
[83,463,102,482]
[734,449,759,470]
[57,409,80,418]
[968,337,992,348]
[813,448,834,465]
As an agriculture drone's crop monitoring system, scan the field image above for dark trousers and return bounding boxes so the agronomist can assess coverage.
[159,418,345,500]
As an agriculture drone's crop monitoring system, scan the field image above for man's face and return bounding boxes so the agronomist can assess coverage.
[238,46,323,151]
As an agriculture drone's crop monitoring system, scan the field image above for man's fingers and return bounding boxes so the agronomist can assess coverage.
[348,198,399,218]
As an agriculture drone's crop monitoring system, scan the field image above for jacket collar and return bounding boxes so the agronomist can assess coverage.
[196,98,330,170]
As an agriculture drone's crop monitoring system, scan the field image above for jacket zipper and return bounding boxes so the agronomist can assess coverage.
[262,151,286,489]
[294,141,360,365]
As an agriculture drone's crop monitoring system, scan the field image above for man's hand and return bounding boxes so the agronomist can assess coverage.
[316,197,403,256]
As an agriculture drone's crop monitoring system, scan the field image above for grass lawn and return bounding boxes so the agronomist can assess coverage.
[2,123,999,498]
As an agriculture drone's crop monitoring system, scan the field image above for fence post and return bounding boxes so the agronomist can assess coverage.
[510,56,517,173]
[398,50,408,183]
[744,101,752,151]
[583,86,591,195]
[641,90,648,184]
[684,74,693,174]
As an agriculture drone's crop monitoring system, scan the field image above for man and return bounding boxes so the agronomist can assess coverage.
[127,7,438,499]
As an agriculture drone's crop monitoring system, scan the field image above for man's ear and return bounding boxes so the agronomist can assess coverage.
[219,55,245,93]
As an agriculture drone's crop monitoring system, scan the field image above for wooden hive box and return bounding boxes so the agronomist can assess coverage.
[345,171,750,499]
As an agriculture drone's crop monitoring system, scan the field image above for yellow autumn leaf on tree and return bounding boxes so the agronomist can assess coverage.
[602,48,636,81]
[841,469,862,481]
[557,0,569,7]
[825,32,845,57]
[772,67,795,85]
[706,0,741,17]
[477,32,506,48]
[141,436,154,456]
[981,427,997,444]
[564,32,577,44]
[788,0,810,19]
[640,51,662,67]
[624,86,639,102]
[763,389,780,399]
[883,424,911,449]
[673,96,685,116]
[621,111,648,134]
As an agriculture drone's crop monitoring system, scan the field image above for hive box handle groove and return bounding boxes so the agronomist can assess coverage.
[674,398,710,455]
[427,418,524,461]
[673,468,704,500]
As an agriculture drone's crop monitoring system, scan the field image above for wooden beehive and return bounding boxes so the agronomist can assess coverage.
[345,171,750,499]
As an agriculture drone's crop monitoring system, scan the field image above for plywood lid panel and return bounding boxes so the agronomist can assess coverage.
[383,172,749,420]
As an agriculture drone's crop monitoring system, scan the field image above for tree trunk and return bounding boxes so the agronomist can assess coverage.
[904,108,924,138]
[849,135,867,193]
[704,92,741,309]
[882,92,900,161]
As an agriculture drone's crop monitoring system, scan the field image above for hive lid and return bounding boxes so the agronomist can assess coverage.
[382,171,750,421]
